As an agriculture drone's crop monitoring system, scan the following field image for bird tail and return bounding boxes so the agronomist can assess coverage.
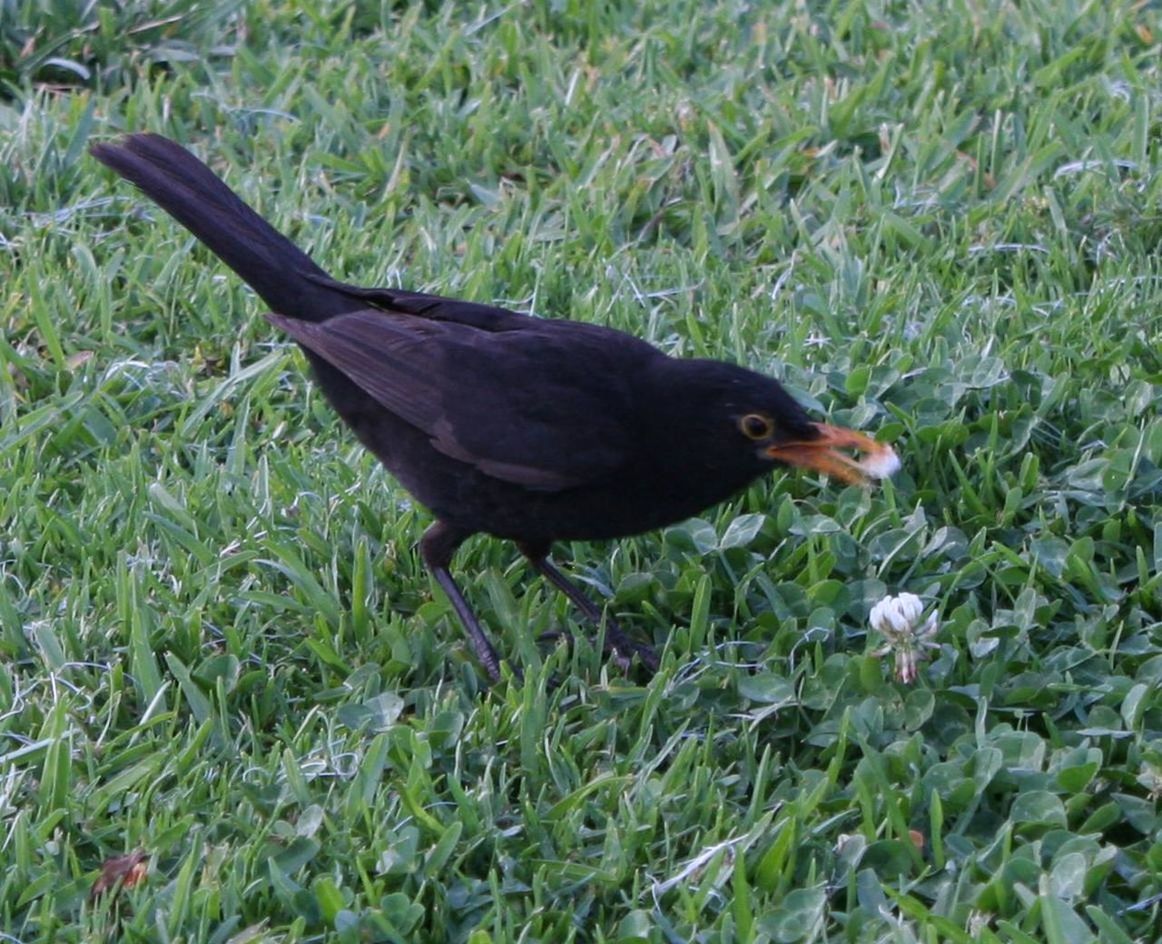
[90,133,363,322]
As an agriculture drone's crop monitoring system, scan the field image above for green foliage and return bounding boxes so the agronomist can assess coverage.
[1,0,1161,940]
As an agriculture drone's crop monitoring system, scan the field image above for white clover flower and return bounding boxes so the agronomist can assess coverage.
[870,593,928,636]
[868,592,939,684]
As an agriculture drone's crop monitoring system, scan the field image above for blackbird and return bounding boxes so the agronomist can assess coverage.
[91,133,899,682]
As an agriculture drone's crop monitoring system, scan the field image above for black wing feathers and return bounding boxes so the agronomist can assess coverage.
[267,310,649,490]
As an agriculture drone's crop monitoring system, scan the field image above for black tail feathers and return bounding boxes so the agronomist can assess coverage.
[91,133,363,321]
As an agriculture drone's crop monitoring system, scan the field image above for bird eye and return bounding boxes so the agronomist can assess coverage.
[739,413,774,440]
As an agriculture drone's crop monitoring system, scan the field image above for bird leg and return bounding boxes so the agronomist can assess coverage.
[420,521,503,683]
[520,548,660,674]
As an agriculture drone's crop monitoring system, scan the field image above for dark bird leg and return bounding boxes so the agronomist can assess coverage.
[519,546,660,674]
[420,522,503,683]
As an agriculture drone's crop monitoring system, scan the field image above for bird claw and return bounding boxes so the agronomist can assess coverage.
[535,626,658,676]
[624,641,660,675]
[607,647,634,674]
[606,637,659,676]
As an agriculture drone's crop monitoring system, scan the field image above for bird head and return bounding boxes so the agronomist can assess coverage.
[739,410,900,484]
[660,359,899,486]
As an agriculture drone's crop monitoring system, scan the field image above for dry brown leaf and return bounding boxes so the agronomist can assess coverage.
[90,850,149,901]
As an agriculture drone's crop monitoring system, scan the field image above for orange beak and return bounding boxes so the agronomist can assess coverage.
[765,423,900,485]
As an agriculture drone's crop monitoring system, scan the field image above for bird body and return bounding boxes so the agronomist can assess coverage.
[271,306,813,544]
[92,133,898,681]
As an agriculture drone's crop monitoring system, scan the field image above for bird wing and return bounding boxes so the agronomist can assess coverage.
[306,274,537,331]
[266,309,644,491]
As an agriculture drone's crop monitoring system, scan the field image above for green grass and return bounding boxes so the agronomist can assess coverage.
[2,0,1161,940]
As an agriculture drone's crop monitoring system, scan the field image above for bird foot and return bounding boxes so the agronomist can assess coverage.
[609,638,659,676]
[631,641,661,675]
[536,626,658,676]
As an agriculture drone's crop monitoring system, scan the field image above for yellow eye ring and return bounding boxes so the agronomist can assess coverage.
[739,413,774,440]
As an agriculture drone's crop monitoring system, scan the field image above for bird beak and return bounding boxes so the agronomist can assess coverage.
[765,423,900,485]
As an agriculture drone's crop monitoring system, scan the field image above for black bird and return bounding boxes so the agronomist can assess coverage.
[91,133,898,682]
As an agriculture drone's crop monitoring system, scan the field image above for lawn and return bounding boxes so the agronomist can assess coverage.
[1,0,1161,941]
